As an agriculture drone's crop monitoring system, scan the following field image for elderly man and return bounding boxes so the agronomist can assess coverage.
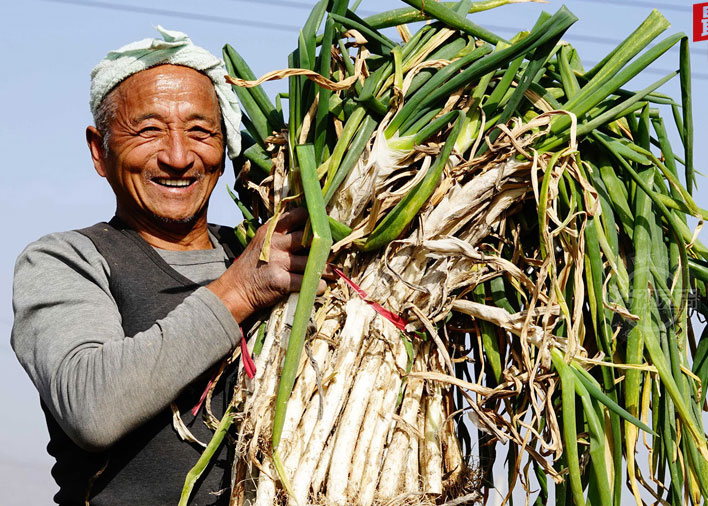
[11,28,322,505]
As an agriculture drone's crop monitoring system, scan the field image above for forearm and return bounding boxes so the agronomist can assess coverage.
[11,232,241,451]
[49,288,240,450]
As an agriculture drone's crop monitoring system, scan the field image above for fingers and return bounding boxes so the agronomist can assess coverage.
[281,254,308,273]
[253,209,307,252]
[316,279,327,295]
[271,230,305,252]
[285,272,305,293]
[281,271,330,295]
[271,253,331,276]
[274,207,308,233]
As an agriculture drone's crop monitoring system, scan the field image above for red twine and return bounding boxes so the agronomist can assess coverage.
[332,266,409,331]
[241,332,257,379]
[192,327,256,416]
[191,373,215,416]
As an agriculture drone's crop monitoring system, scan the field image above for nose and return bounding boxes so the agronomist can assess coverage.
[157,129,195,172]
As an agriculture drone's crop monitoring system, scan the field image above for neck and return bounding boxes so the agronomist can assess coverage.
[115,209,213,251]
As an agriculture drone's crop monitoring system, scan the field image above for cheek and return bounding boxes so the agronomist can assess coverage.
[110,142,155,174]
[104,152,154,197]
[198,144,226,172]
[203,167,224,194]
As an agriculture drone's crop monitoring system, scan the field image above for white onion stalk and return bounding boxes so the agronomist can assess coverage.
[310,427,335,497]
[358,377,405,506]
[404,417,421,494]
[325,339,385,503]
[346,365,387,493]
[422,380,444,495]
[377,351,427,498]
[354,323,408,506]
[279,317,339,478]
[289,298,374,506]
[253,459,277,506]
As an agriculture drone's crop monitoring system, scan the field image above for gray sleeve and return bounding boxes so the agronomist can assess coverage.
[10,231,242,452]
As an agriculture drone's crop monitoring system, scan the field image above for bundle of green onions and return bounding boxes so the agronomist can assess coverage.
[177,1,708,505]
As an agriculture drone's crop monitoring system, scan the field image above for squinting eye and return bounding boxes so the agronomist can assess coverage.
[190,127,214,138]
[139,126,160,135]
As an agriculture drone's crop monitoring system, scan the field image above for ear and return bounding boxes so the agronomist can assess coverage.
[86,126,108,178]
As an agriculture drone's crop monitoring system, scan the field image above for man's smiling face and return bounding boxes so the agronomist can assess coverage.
[91,64,225,234]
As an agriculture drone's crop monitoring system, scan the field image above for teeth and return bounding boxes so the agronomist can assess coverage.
[155,178,192,188]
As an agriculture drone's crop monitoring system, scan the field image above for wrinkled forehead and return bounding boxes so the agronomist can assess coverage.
[110,64,222,120]
[113,64,218,101]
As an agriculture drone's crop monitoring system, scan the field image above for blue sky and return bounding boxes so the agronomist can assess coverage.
[1,0,705,503]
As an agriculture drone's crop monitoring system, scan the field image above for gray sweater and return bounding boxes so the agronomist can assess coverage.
[11,229,242,452]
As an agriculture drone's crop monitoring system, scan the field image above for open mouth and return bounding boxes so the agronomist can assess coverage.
[153,177,196,188]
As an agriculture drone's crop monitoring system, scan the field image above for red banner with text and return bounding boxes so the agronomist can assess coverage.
[695,2,708,42]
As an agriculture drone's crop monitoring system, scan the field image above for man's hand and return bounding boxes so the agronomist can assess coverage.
[208,208,329,323]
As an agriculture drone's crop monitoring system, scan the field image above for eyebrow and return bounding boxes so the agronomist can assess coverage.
[186,113,220,125]
[131,113,162,126]
[131,112,219,126]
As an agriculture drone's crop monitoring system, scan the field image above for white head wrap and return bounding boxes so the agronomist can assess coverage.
[90,26,241,159]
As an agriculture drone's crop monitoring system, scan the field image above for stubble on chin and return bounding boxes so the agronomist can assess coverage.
[151,210,201,226]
